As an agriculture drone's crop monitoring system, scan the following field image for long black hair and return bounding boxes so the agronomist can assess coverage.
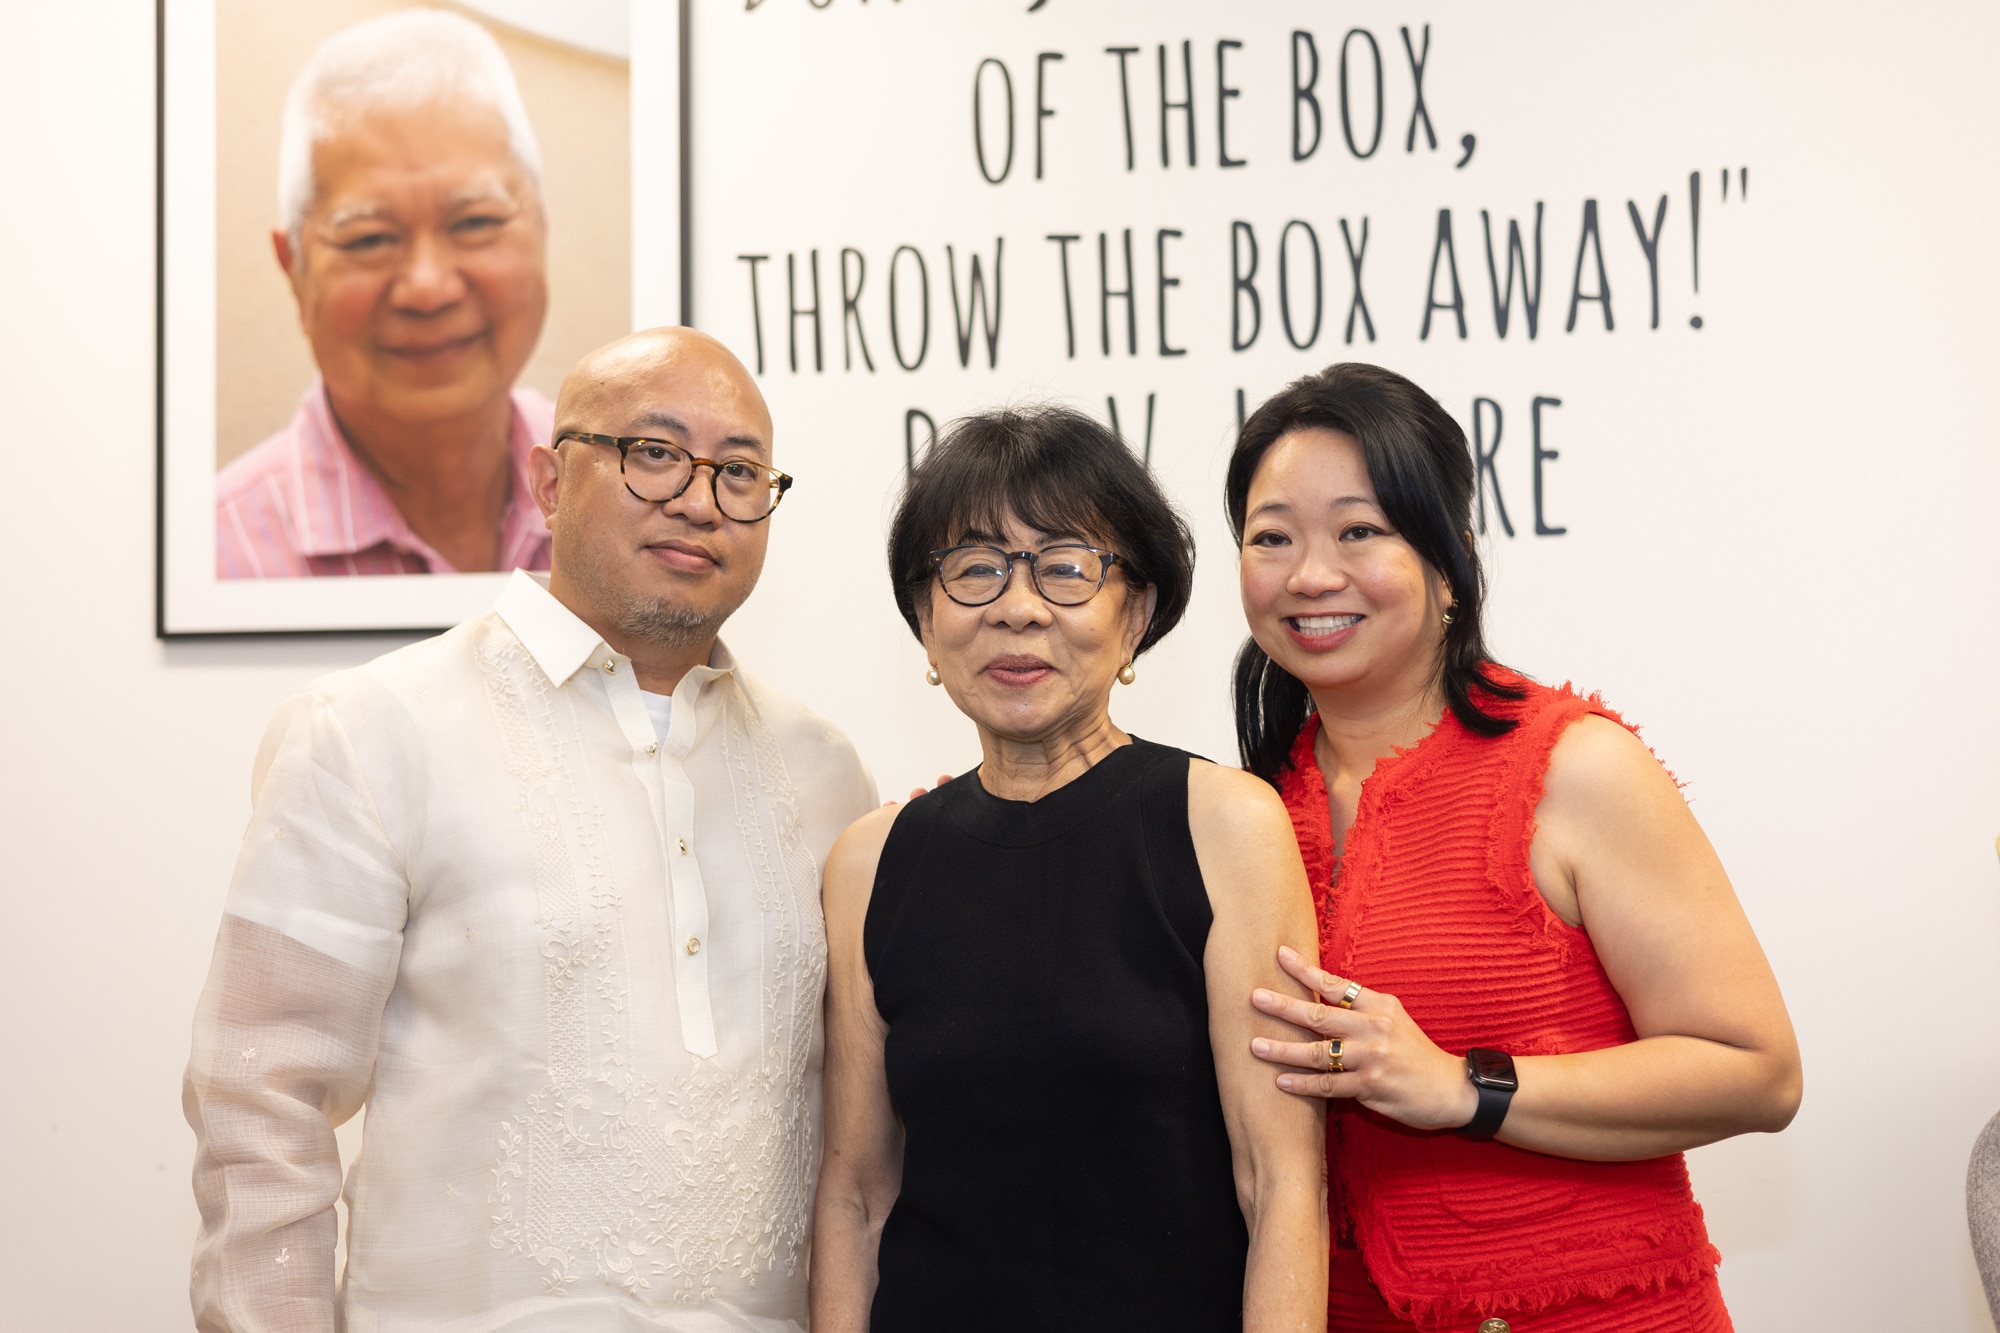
[888,406,1196,655]
[1226,363,1523,782]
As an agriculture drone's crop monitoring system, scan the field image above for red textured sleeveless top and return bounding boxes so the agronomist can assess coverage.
[1277,673,1724,1330]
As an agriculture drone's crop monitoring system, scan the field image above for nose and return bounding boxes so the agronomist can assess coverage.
[659,463,722,524]
[389,230,468,315]
[1284,539,1350,598]
[987,555,1055,627]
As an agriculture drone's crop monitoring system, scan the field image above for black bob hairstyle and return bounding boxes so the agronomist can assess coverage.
[888,406,1196,657]
[1226,362,1524,783]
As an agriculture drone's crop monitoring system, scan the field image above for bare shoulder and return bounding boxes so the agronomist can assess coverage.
[822,801,907,915]
[1543,713,1682,822]
[1186,758,1293,845]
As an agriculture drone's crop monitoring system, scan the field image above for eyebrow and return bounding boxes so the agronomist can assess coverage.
[629,410,768,458]
[1246,495,1378,521]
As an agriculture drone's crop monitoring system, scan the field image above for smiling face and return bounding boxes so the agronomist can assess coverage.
[535,329,775,653]
[921,514,1155,747]
[275,97,547,432]
[1238,428,1453,709]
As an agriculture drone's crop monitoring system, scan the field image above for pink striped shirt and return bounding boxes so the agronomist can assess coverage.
[215,379,555,579]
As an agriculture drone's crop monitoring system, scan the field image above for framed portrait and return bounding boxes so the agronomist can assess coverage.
[156,0,686,636]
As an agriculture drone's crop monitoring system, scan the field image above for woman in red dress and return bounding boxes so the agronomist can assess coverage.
[1232,364,1802,1332]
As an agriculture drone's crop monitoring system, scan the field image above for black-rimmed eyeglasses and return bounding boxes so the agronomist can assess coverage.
[556,431,793,523]
[930,543,1123,607]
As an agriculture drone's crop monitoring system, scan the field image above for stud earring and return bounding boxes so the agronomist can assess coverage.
[926,666,942,686]
[1117,662,1137,686]
[1441,604,1458,627]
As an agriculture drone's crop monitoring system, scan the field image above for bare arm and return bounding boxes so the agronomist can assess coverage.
[810,804,906,1333]
[1186,762,1328,1333]
[1252,716,1802,1161]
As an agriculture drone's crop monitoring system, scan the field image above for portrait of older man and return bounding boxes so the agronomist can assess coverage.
[215,9,555,578]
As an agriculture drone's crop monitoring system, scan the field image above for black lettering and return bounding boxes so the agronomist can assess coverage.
[736,254,770,375]
[1340,217,1375,342]
[1531,396,1565,536]
[1291,31,1321,161]
[1046,233,1081,358]
[888,244,930,371]
[1216,39,1245,168]
[946,239,1004,369]
[1480,204,1544,339]
[1035,52,1063,180]
[1565,200,1613,332]
[787,249,822,373]
[1099,228,1136,356]
[1339,29,1383,159]
[1157,228,1185,357]
[1231,220,1261,351]
[973,58,1015,184]
[1400,25,1436,152]
[1278,219,1323,350]
[1105,46,1139,171]
[1420,209,1466,341]
[1626,195,1668,330]
[1472,396,1513,537]
[839,248,874,372]
[905,407,938,474]
[1158,40,1196,168]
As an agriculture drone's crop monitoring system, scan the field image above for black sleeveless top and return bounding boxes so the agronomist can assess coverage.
[862,738,1249,1331]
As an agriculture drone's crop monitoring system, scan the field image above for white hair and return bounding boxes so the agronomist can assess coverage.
[276,9,543,240]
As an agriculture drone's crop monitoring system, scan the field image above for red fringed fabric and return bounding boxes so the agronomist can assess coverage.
[1276,672,1730,1333]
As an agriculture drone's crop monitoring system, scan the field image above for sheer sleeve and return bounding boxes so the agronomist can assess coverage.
[183,690,409,1333]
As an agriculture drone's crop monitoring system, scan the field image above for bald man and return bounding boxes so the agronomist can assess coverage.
[185,329,877,1333]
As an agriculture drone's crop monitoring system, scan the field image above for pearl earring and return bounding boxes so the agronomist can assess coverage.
[1117,663,1136,686]
[926,667,941,686]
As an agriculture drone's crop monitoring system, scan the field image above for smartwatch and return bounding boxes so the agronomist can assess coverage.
[1456,1048,1517,1141]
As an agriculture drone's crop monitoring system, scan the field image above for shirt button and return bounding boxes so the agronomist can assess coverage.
[1477,1320,1511,1333]
[647,743,659,755]
[685,937,701,955]
[677,838,689,855]
[603,660,616,674]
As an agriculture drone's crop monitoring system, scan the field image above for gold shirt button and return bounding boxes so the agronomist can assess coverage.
[603,660,616,674]
[647,743,659,755]
[1477,1319,1511,1333]
[677,838,689,855]
[685,937,701,955]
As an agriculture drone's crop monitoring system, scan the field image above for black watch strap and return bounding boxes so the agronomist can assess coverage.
[1456,1048,1517,1141]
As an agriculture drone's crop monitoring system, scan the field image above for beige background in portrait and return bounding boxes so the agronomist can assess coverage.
[213,0,630,468]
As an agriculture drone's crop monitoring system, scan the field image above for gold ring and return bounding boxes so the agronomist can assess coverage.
[1336,981,1361,1010]
[1327,1039,1345,1074]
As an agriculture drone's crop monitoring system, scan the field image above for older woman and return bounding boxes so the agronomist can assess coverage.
[1234,364,1802,1332]
[813,407,1328,1332]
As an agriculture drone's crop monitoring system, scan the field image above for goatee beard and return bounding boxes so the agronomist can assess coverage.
[614,594,729,648]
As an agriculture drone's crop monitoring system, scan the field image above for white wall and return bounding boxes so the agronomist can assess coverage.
[0,1,1994,1329]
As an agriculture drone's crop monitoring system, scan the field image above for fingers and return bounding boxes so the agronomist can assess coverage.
[1272,1071,1364,1098]
[1249,1035,1347,1072]
[1276,945,1371,1013]
[1251,987,1342,1035]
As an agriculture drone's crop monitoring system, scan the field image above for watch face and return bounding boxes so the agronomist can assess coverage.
[1467,1048,1519,1090]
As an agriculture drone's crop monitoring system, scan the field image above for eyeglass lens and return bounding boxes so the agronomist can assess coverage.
[938,545,1110,606]
[622,441,781,519]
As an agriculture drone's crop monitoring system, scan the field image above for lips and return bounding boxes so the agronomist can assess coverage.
[1284,613,1362,649]
[382,330,485,361]
[983,654,1054,687]
[644,538,719,572]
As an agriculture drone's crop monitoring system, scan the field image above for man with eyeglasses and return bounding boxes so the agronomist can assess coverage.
[184,327,877,1333]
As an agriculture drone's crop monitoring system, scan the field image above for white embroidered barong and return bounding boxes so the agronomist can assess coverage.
[185,571,877,1332]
